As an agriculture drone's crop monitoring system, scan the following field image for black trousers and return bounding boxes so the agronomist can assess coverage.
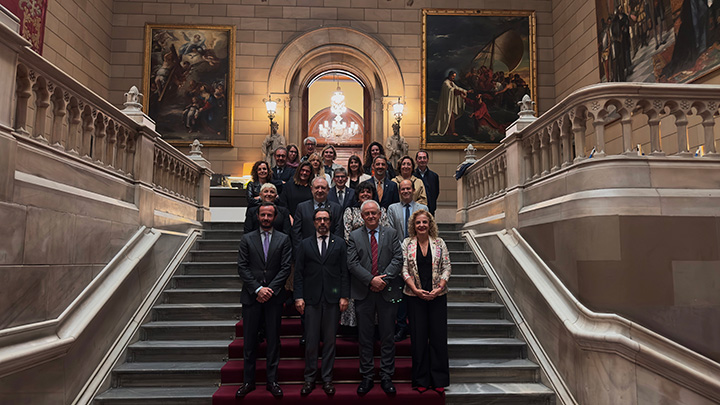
[407,294,449,388]
[356,291,397,379]
[242,293,284,384]
[304,301,340,382]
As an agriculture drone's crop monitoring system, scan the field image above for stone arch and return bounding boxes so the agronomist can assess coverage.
[267,27,405,146]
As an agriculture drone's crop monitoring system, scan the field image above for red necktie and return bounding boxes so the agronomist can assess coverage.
[370,229,378,276]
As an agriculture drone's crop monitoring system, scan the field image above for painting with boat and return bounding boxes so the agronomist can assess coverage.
[422,9,537,150]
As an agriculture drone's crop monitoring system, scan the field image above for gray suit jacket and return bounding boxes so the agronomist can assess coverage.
[387,201,428,240]
[347,225,403,302]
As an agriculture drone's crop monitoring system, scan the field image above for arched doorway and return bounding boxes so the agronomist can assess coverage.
[266,27,405,163]
[303,70,369,162]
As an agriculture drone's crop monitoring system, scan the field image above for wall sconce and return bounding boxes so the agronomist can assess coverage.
[263,96,280,123]
[391,97,405,137]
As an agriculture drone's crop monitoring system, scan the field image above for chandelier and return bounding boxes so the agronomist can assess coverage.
[318,83,359,144]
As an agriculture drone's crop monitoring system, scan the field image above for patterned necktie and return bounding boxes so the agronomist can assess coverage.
[262,231,270,261]
[404,203,411,238]
[376,180,383,200]
[370,229,378,276]
[320,235,327,258]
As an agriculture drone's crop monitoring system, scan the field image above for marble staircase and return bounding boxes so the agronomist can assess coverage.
[94,222,555,404]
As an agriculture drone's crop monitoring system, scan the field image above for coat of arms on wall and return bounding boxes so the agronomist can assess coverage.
[422,9,537,150]
[0,0,48,54]
[143,24,235,147]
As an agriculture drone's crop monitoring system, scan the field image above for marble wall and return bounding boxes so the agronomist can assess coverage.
[521,215,720,363]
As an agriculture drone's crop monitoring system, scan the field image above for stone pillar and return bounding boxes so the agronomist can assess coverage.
[187,139,213,222]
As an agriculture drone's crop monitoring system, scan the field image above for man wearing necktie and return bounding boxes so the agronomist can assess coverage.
[292,177,343,253]
[271,147,295,194]
[236,202,292,399]
[370,155,399,209]
[328,167,355,212]
[387,179,428,342]
[347,200,403,396]
[294,208,350,396]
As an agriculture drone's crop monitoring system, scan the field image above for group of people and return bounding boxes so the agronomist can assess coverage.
[237,140,448,399]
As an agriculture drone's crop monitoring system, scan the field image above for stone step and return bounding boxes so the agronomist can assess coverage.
[438,230,464,241]
[201,229,244,240]
[449,250,475,262]
[448,338,526,359]
[195,239,241,250]
[444,240,468,251]
[202,222,245,231]
[94,386,217,405]
[447,287,495,302]
[450,274,487,288]
[445,382,554,404]
[163,288,242,304]
[451,262,483,275]
[142,321,237,341]
[113,362,223,387]
[128,340,229,362]
[438,223,463,231]
[188,250,238,262]
[180,262,237,275]
[447,302,505,319]
[448,319,515,338]
[153,303,241,321]
[172,275,242,289]
[449,358,540,384]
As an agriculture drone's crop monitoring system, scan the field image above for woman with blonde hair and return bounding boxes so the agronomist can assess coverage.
[401,209,451,393]
[307,152,332,185]
[321,144,344,179]
[392,155,428,205]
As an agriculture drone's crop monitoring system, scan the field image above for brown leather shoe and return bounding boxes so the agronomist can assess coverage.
[300,381,315,396]
[235,382,255,398]
[322,381,336,395]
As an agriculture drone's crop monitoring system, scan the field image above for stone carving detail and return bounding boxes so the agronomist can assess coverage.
[653,99,663,110]
[190,139,203,157]
[625,98,635,109]
[708,101,717,111]
[123,86,144,112]
[261,121,286,167]
[681,100,691,110]
[591,101,600,111]
[386,128,409,169]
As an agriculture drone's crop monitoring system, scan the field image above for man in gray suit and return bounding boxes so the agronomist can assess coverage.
[347,200,403,396]
[294,208,350,396]
[387,179,428,342]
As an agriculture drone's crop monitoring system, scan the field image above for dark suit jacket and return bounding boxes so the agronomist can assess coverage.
[294,234,350,305]
[272,165,295,193]
[237,230,292,305]
[291,199,343,251]
[328,186,355,212]
[369,177,400,209]
[347,225,403,302]
[244,205,291,235]
[414,168,440,215]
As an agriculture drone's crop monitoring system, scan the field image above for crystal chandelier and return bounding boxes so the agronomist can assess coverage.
[318,83,359,144]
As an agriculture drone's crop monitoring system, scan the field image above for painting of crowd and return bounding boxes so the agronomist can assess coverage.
[423,10,535,149]
[596,0,720,83]
[144,24,234,146]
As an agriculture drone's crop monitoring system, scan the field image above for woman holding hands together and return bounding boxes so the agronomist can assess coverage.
[401,209,451,393]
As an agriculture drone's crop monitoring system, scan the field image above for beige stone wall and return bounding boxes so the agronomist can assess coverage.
[551,0,598,101]
[108,0,555,214]
[43,0,114,99]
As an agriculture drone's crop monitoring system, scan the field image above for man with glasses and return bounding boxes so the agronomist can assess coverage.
[328,167,355,212]
[271,147,295,194]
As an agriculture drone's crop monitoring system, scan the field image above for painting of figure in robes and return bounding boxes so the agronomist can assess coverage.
[422,10,536,150]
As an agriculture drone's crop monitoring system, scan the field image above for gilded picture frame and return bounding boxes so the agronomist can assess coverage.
[422,9,537,150]
[143,24,235,147]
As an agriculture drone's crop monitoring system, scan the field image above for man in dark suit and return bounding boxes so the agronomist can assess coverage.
[236,202,292,399]
[327,167,355,212]
[414,150,440,216]
[291,177,343,252]
[271,146,295,194]
[347,200,403,396]
[294,208,350,396]
[368,155,399,209]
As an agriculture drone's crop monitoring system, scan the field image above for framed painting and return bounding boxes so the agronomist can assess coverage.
[422,9,536,150]
[143,24,235,147]
[596,0,720,83]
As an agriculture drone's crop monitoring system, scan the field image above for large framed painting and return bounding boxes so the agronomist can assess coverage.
[143,24,235,147]
[422,9,537,150]
[596,0,720,83]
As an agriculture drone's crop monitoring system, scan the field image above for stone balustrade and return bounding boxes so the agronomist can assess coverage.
[153,139,201,204]
[464,146,508,206]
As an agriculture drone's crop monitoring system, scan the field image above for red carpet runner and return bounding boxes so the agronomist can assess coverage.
[212,304,444,404]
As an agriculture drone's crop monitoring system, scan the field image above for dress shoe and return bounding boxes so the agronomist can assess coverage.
[322,381,336,395]
[235,382,255,398]
[394,327,408,342]
[380,378,396,395]
[266,382,283,398]
[300,381,315,396]
[357,378,374,395]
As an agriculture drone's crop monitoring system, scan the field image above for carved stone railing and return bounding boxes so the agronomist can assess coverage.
[458,82,720,227]
[10,45,210,213]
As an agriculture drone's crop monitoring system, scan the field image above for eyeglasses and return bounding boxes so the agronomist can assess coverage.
[314,217,331,222]
[334,175,347,179]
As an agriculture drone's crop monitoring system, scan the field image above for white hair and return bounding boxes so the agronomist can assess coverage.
[311,176,328,187]
[360,199,380,211]
[260,182,277,192]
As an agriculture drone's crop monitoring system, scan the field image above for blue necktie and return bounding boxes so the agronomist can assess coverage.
[404,204,410,238]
